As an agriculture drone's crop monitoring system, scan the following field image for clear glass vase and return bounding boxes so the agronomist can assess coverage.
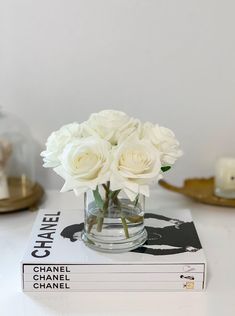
[82,184,147,253]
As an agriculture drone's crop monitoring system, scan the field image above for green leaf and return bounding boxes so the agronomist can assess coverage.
[161,166,171,172]
[93,187,104,210]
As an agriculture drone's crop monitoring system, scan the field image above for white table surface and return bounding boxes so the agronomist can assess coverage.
[1,188,235,316]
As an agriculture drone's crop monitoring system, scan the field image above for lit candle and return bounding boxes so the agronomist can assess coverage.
[215,157,235,199]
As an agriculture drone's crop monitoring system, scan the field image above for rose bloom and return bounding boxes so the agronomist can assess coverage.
[83,109,140,145]
[110,135,162,200]
[141,122,183,165]
[54,136,111,195]
[41,122,87,168]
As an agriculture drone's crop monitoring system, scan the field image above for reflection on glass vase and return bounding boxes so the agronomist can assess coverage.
[82,183,147,253]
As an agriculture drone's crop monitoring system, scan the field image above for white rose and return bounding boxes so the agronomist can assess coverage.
[41,123,84,168]
[110,134,162,200]
[84,109,140,145]
[54,137,111,195]
[141,122,182,165]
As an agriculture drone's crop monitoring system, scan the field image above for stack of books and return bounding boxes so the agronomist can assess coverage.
[21,208,206,291]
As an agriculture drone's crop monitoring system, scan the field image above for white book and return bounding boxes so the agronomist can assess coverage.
[23,281,203,292]
[24,272,204,282]
[21,208,207,292]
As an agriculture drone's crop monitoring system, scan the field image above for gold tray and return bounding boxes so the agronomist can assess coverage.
[0,177,44,213]
[159,177,235,207]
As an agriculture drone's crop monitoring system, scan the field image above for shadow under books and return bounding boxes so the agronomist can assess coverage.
[60,212,202,256]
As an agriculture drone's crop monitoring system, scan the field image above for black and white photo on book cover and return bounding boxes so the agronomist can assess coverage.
[22,208,206,265]
[61,212,202,257]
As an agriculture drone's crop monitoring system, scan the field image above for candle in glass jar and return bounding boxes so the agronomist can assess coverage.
[215,157,235,199]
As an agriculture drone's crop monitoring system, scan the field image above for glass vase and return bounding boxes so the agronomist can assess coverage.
[82,184,147,253]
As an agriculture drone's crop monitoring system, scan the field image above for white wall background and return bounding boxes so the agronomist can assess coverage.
[0,0,235,189]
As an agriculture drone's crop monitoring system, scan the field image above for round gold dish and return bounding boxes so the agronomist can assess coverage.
[159,177,235,208]
[0,177,44,213]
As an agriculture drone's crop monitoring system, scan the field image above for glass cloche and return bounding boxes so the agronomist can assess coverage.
[0,108,43,212]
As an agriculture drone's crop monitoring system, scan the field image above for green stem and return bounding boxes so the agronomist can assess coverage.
[133,194,139,209]
[126,215,144,223]
[113,196,130,239]
[87,215,97,233]
[96,214,104,232]
[102,183,109,193]
[96,182,110,233]
[94,184,131,238]
[121,216,130,238]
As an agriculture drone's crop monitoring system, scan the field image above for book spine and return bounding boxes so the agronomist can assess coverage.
[23,263,205,274]
[24,272,204,282]
[22,264,205,292]
[23,281,203,291]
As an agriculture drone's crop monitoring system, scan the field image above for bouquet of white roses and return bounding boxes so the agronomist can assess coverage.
[41,109,182,200]
[41,110,182,242]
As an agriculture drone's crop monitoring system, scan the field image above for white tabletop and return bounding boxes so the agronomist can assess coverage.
[1,188,235,316]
